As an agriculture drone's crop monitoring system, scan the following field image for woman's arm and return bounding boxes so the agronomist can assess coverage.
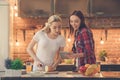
[71,53,84,58]
[81,29,96,63]
[27,39,42,67]
[27,39,37,60]
[66,52,84,59]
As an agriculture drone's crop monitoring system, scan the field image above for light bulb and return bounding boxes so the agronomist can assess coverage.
[14,5,17,10]
[16,40,19,46]
[100,40,104,44]
[15,13,18,17]
[67,38,71,42]
[100,37,104,44]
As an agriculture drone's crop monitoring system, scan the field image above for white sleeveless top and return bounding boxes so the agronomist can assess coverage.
[32,30,65,71]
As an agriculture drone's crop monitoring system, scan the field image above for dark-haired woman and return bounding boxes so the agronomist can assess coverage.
[68,10,96,69]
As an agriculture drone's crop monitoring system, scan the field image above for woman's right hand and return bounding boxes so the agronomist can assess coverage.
[46,66,55,72]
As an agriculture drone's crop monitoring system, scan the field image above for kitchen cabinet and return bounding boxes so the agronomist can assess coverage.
[90,0,120,17]
[18,0,54,17]
[18,0,90,17]
[55,0,90,17]
[101,64,120,71]
[88,0,120,28]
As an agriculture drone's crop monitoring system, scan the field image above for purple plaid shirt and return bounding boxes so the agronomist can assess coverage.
[72,28,96,67]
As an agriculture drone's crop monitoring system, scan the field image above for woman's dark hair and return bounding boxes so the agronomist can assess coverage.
[69,10,87,35]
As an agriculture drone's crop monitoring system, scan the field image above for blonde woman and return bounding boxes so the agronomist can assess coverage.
[27,15,65,72]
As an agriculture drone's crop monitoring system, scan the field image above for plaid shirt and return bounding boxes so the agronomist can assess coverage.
[72,28,96,67]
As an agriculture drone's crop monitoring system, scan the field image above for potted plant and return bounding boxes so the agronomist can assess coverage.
[99,50,107,61]
[5,58,23,76]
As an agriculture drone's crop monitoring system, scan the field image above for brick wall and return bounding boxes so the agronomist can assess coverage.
[10,17,120,64]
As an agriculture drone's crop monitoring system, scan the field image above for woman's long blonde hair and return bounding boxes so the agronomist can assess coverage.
[42,15,62,33]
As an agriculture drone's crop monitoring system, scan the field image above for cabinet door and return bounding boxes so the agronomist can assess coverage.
[55,0,90,17]
[18,0,53,17]
[91,0,120,17]
[0,1,9,71]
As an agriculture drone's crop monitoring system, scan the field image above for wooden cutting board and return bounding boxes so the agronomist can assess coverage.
[44,71,59,74]
[67,71,80,74]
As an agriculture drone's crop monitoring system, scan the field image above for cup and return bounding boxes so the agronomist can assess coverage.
[26,62,32,73]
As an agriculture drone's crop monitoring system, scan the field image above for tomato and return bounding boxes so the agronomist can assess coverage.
[79,66,87,73]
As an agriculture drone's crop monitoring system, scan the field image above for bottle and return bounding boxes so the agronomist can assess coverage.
[72,58,78,72]
[96,62,101,73]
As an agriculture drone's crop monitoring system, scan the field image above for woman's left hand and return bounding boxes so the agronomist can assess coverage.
[66,54,75,59]
[66,53,83,58]
[47,66,55,72]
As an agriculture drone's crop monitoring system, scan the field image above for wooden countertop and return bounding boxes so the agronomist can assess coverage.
[1,71,120,80]
[101,71,120,78]
[22,71,120,78]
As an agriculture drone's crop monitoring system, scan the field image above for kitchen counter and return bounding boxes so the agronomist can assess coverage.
[56,64,120,71]
[0,71,120,80]
[101,64,120,71]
